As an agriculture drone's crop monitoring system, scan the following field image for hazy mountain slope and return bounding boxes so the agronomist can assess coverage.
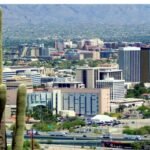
[0,5,150,41]
[1,4,150,26]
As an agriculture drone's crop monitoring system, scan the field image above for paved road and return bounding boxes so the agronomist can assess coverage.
[7,133,148,141]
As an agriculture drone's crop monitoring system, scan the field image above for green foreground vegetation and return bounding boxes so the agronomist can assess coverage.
[123,126,150,135]
[27,106,85,132]
[32,117,85,132]
[132,141,150,150]
[137,105,150,118]
[8,140,40,150]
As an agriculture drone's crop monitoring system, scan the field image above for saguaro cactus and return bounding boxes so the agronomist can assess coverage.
[12,84,27,150]
[0,9,2,84]
[0,84,7,150]
[0,84,7,122]
[0,9,7,150]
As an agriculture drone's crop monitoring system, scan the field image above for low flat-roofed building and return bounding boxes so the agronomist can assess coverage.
[5,105,16,122]
[78,51,100,60]
[111,98,145,107]
[27,88,110,116]
[59,110,76,117]
[27,89,62,115]
[60,88,110,116]
[110,98,145,113]
[53,81,84,88]
[5,88,33,121]
[6,76,33,89]
[3,67,16,83]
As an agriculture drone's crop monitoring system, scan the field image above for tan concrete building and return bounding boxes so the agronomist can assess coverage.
[59,110,76,117]
[27,87,110,116]
[76,67,99,88]
[76,66,122,88]
[61,88,110,115]
[6,76,33,89]
[79,51,100,60]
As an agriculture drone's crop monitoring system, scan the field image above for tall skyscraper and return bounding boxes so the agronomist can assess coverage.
[119,47,141,82]
[140,47,150,82]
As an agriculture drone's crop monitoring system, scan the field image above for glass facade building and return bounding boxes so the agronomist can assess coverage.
[27,88,110,116]
[62,93,98,116]
[119,47,140,82]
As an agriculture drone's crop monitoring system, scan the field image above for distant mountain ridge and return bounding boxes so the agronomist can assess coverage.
[1,5,150,26]
[0,5,150,41]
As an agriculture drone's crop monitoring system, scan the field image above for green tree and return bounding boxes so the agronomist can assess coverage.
[137,105,150,118]
[132,141,150,150]
[33,122,56,131]
[126,82,148,98]
[31,106,56,122]
[123,126,150,135]
[23,140,40,150]
[62,118,85,130]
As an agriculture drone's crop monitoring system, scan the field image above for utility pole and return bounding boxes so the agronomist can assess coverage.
[31,128,34,150]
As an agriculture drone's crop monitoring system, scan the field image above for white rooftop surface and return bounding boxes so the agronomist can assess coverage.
[91,115,115,122]
[120,46,141,51]
[96,78,125,82]
[3,68,13,72]
[117,98,144,102]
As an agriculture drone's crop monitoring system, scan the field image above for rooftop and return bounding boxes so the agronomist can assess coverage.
[111,98,145,104]
[120,46,140,51]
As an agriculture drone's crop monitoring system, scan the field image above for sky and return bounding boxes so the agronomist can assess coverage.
[0,0,150,4]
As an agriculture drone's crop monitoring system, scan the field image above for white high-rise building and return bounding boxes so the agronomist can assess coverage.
[96,78,125,101]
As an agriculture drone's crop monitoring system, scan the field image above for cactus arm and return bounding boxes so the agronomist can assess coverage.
[12,84,27,150]
[0,84,6,122]
[0,84,7,150]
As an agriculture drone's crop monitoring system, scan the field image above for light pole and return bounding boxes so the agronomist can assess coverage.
[74,136,76,150]
[31,128,34,150]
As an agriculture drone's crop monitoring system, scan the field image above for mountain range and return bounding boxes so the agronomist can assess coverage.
[1,5,150,25]
[0,5,150,40]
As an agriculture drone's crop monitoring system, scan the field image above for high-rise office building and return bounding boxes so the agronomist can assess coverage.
[140,47,150,82]
[76,66,122,88]
[119,47,141,82]
[39,47,49,57]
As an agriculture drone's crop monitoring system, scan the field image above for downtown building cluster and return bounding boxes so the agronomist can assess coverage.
[4,38,150,120]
